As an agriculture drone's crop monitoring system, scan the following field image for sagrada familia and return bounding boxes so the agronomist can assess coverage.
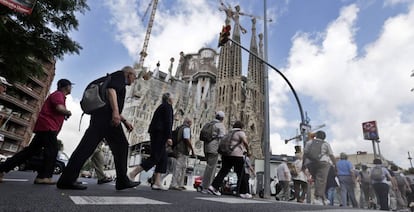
[123,12,266,160]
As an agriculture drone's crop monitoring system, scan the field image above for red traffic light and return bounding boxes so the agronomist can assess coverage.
[218,25,231,47]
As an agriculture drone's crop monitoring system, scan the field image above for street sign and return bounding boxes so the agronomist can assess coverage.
[362,120,379,140]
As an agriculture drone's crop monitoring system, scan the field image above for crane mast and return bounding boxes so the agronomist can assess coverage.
[136,0,158,69]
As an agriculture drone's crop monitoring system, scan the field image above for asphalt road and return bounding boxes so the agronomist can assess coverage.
[0,171,372,212]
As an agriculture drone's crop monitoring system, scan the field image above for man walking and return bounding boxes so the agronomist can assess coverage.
[303,130,336,205]
[336,152,358,208]
[0,79,73,184]
[57,66,140,190]
[276,157,292,201]
[200,111,226,193]
[170,117,195,190]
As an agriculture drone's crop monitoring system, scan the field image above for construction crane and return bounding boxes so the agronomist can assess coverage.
[135,0,159,70]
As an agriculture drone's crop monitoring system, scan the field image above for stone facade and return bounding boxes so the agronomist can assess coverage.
[124,18,265,160]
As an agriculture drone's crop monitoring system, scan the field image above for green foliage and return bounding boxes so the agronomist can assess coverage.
[0,0,89,83]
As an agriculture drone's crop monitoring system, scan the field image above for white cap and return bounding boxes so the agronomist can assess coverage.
[216,111,225,118]
[0,76,12,86]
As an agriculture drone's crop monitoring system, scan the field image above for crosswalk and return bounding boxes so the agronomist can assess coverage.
[69,195,273,205]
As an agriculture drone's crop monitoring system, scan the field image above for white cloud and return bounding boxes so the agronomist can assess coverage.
[104,0,223,73]
[270,3,414,168]
[58,95,90,157]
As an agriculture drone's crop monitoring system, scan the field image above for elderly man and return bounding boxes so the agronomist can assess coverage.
[57,66,141,190]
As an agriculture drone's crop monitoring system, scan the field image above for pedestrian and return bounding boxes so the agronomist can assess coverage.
[276,157,292,201]
[90,141,113,185]
[169,117,195,190]
[0,79,73,184]
[207,121,250,198]
[128,92,174,190]
[303,130,336,205]
[57,66,140,190]
[325,164,339,206]
[371,158,394,211]
[200,111,226,194]
[336,152,358,208]
[390,165,410,211]
[292,152,308,203]
[242,152,255,196]
[358,164,376,209]
[0,76,12,94]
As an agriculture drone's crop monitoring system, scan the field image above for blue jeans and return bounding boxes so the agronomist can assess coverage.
[326,187,336,205]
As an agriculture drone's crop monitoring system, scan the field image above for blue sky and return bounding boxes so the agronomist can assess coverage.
[54,0,414,169]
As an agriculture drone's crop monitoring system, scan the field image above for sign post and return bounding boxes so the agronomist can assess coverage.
[362,120,380,159]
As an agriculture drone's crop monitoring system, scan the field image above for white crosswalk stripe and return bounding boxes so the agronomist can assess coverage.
[195,197,271,204]
[70,196,170,205]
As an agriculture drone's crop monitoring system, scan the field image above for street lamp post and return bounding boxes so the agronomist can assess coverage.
[226,37,307,197]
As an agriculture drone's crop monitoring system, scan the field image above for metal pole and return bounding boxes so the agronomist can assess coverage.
[372,140,377,159]
[263,0,271,199]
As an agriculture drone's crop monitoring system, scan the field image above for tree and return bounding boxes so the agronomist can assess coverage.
[0,1,89,83]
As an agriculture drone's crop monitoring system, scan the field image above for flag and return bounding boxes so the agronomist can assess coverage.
[0,0,36,15]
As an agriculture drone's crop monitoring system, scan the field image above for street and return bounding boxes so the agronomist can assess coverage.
[0,171,374,212]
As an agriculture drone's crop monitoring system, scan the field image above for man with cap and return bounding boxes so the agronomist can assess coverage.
[276,157,292,201]
[0,79,73,184]
[200,111,226,194]
[0,76,12,94]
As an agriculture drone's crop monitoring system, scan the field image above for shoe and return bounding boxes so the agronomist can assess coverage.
[208,185,221,196]
[179,186,186,190]
[200,189,209,194]
[97,177,113,185]
[116,180,140,190]
[312,198,324,205]
[34,178,56,185]
[240,193,253,199]
[57,182,87,190]
[152,184,168,191]
[169,186,184,191]
[0,172,4,183]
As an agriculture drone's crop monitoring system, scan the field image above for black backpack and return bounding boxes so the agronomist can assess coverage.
[171,125,185,148]
[218,130,241,155]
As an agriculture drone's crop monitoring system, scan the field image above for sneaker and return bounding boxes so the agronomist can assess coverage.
[312,198,324,205]
[240,193,253,199]
[179,186,187,190]
[97,177,113,184]
[200,189,209,194]
[169,186,184,191]
[152,184,168,191]
[208,185,221,196]
[34,178,56,185]
[0,172,4,183]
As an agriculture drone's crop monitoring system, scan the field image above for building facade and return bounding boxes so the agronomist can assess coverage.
[0,61,55,155]
[124,17,266,161]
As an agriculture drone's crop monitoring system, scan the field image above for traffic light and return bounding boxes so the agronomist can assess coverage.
[218,25,231,47]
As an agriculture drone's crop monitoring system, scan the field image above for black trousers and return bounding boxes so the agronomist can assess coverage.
[141,133,168,173]
[0,131,58,179]
[211,155,247,194]
[58,115,129,184]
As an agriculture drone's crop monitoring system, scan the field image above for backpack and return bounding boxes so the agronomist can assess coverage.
[218,130,241,155]
[171,125,185,148]
[360,170,371,184]
[394,173,406,186]
[370,166,385,181]
[305,139,325,162]
[80,74,111,114]
[199,120,218,142]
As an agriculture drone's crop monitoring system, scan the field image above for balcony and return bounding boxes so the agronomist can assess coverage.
[13,84,41,100]
[0,128,24,142]
[0,111,30,127]
[0,94,36,113]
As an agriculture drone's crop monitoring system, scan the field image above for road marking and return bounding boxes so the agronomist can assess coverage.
[70,196,170,205]
[196,197,271,204]
[2,178,29,182]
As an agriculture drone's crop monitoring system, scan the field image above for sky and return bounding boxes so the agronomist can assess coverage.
[53,0,414,169]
